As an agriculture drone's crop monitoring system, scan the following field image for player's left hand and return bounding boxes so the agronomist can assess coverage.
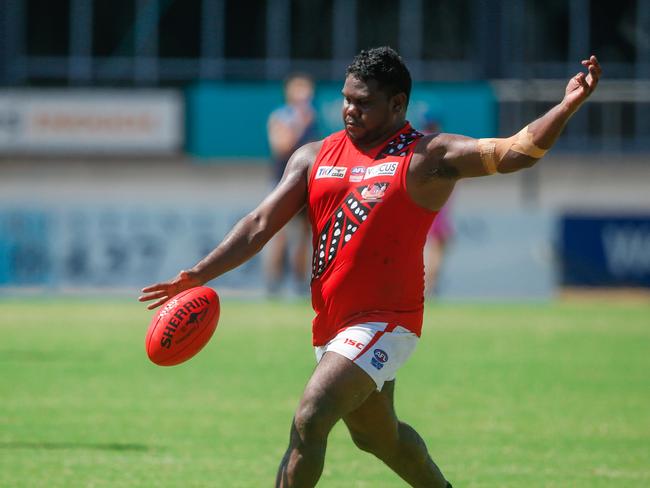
[138,270,203,310]
[563,55,601,113]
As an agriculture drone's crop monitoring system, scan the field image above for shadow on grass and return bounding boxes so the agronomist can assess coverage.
[0,441,150,452]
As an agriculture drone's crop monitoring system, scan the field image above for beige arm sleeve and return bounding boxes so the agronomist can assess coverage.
[478,126,548,174]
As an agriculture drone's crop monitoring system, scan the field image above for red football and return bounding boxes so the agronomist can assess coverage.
[145,286,220,366]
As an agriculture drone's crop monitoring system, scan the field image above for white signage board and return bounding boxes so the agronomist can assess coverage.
[0,89,183,154]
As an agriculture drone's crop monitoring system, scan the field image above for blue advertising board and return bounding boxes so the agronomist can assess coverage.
[0,206,556,300]
[0,207,263,291]
[186,81,496,159]
[186,82,283,158]
[0,210,51,285]
[560,214,650,287]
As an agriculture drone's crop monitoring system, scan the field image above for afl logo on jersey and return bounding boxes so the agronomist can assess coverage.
[349,166,366,182]
[316,166,347,179]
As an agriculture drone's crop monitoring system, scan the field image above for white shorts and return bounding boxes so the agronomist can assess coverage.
[314,322,419,391]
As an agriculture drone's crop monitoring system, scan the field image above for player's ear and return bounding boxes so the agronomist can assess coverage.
[391,93,407,114]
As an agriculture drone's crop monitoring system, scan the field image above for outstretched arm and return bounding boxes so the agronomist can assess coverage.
[139,141,320,309]
[425,56,602,178]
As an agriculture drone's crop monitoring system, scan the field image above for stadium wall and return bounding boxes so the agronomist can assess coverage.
[1,84,648,297]
[1,156,648,298]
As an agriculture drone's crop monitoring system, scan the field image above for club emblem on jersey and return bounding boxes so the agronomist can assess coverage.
[315,166,347,179]
[349,166,366,182]
[361,183,388,202]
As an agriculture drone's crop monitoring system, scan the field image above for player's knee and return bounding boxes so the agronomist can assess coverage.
[349,429,376,454]
[349,428,396,458]
[396,421,431,461]
[293,399,334,443]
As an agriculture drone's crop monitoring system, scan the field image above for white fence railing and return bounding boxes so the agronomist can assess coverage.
[492,80,650,152]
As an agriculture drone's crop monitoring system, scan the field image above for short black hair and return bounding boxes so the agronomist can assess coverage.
[346,47,412,104]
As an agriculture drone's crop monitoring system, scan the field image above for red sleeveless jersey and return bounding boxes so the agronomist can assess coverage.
[307,123,437,346]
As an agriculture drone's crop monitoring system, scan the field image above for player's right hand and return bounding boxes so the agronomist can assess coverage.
[138,270,203,310]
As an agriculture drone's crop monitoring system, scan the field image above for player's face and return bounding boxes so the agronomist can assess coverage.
[342,76,400,145]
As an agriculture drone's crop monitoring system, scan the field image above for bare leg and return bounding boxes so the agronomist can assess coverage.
[275,352,377,487]
[344,381,450,487]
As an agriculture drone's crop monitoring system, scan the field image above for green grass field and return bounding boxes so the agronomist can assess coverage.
[1,298,649,487]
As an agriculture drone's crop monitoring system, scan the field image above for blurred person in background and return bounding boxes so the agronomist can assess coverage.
[141,48,601,488]
[424,197,453,296]
[420,111,454,296]
[266,73,319,296]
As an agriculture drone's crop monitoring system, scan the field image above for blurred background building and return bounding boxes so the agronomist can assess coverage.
[1,0,649,298]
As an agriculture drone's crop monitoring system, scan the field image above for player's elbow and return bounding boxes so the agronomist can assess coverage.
[497,154,541,174]
[245,211,272,253]
[520,155,541,169]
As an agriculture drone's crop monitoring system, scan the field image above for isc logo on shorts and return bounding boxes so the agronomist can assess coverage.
[371,349,389,369]
[344,338,365,350]
[316,166,347,179]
